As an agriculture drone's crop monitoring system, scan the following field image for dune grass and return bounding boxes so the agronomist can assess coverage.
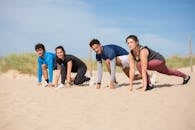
[166,55,195,68]
[0,53,194,75]
[0,53,37,75]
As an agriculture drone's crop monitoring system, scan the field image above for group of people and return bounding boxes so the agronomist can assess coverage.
[35,44,90,88]
[35,35,190,91]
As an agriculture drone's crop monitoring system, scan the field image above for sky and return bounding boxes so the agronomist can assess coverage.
[0,0,194,58]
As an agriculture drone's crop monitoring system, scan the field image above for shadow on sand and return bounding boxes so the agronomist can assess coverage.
[115,82,142,88]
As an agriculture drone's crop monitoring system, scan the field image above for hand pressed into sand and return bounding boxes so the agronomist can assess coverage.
[96,84,101,89]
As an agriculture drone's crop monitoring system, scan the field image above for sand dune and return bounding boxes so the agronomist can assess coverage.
[0,67,195,130]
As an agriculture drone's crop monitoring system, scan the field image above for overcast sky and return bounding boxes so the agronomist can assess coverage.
[0,0,194,58]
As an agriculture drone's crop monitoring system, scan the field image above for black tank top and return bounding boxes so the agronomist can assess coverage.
[131,45,165,62]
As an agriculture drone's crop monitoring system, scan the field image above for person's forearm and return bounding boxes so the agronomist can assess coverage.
[66,61,72,84]
[38,64,42,82]
[67,74,71,83]
[142,70,147,89]
[97,61,103,83]
[54,70,60,86]
[129,69,134,88]
[129,54,135,91]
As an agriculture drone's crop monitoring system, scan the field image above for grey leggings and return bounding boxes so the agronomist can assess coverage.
[61,65,88,85]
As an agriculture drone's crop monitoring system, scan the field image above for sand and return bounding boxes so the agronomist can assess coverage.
[0,67,195,130]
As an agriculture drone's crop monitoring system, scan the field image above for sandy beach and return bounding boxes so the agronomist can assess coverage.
[0,67,195,130]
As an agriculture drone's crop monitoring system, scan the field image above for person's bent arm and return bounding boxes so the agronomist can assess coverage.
[129,54,135,91]
[66,60,73,87]
[140,48,149,90]
[54,63,61,87]
[37,59,42,85]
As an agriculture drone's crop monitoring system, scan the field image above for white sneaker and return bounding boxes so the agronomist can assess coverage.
[150,73,156,85]
[89,76,95,87]
[42,82,48,87]
[57,84,65,89]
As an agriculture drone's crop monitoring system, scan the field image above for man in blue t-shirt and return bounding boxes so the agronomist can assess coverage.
[35,43,57,87]
[89,39,141,89]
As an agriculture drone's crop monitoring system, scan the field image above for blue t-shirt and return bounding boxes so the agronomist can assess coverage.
[96,44,129,61]
[37,52,56,83]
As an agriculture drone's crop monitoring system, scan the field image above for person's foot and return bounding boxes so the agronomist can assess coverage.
[129,87,133,91]
[42,82,48,87]
[89,76,96,86]
[48,83,54,87]
[106,81,118,87]
[150,73,156,85]
[82,77,91,86]
[183,75,190,85]
[85,77,91,82]
[145,84,155,91]
[57,84,65,89]
[96,84,101,89]
[110,86,115,89]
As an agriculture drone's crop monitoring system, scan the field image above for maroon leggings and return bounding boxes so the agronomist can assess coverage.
[136,59,187,84]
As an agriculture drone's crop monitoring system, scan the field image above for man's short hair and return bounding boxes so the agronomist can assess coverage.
[89,39,100,47]
[35,43,45,51]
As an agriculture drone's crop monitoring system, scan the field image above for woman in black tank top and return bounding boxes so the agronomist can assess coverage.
[54,46,90,88]
[126,35,190,91]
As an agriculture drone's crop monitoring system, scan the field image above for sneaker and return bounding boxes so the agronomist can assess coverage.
[146,84,154,91]
[183,75,190,85]
[150,73,156,85]
[85,77,91,82]
[83,77,91,85]
[89,76,95,86]
[42,82,48,87]
[57,84,65,89]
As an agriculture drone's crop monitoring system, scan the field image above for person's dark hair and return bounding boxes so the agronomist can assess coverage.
[35,43,45,51]
[89,39,100,47]
[125,35,139,43]
[55,46,66,54]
